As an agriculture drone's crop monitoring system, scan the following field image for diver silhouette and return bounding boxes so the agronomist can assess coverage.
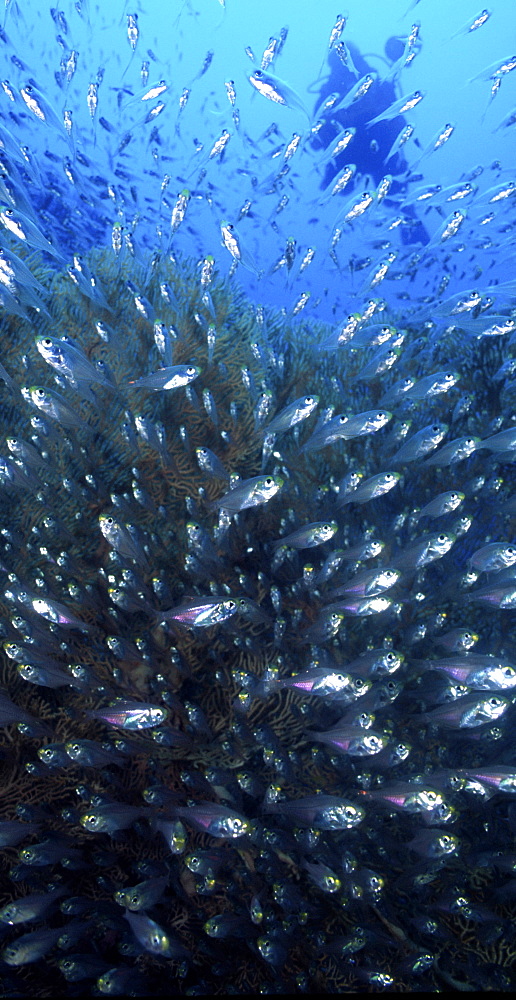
[314,38,427,245]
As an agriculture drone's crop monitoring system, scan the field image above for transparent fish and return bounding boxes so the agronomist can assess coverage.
[415,491,465,519]
[160,597,238,628]
[273,519,338,550]
[392,422,448,464]
[311,726,389,757]
[2,926,61,965]
[264,394,319,436]
[248,69,310,120]
[127,364,200,390]
[337,471,401,506]
[88,701,168,730]
[22,386,86,430]
[175,801,252,838]
[417,653,516,689]
[264,794,364,829]
[423,694,510,728]
[211,474,283,512]
[469,541,516,572]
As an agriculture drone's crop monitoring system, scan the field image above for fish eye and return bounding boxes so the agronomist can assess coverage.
[264,477,274,486]
[187,366,197,376]
[254,70,263,79]
[432,424,440,432]
[36,388,45,397]
[437,534,447,543]
[304,396,313,404]
[226,600,237,611]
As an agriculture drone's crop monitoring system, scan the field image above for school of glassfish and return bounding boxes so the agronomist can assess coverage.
[0,0,514,993]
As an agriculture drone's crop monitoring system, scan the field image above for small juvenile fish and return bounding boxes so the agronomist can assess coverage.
[211,474,283,512]
[302,410,392,452]
[220,220,259,274]
[88,701,168,730]
[393,532,456,571]
[98,513,149,569]
[0,204,64,261]
[392,422,448,463]
[433,628,479,652]
[423,693,510,728]
[264,394,319,436]
[0,887,66,925]
[22,386,86,430]
[35,335,111,386]
[114,876,168,911]
[127,364,200,390]
[248,69,310,120]
[419,655,516,690]
[30,597,91,630]
[423,435,479,466]
[160,596,238,628]
[468,541,516,572]
[273,519,338,550]
[80,802,144,834]
[329,566,401,598]
[264,794,364,829]
[337,471,401,506]
[196,446,230,481]
[458,766,516,795]
[2,926,61,965]
[311,725,389,757]
[415,491,465,519]
[124,909,187,958]
[465,582,516,609]
[263,667,370,702]
[367,89,424,126]
[408,829,459,858]
[481,427,516,452]
[175,801,252,838]
[360,783,453,818]
[405,371,460,399]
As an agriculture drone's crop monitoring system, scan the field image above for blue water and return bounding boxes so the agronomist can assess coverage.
[0,0,515,994]
[3,0,515,316]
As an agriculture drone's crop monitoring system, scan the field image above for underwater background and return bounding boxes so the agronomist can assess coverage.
[0,0,514,993]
